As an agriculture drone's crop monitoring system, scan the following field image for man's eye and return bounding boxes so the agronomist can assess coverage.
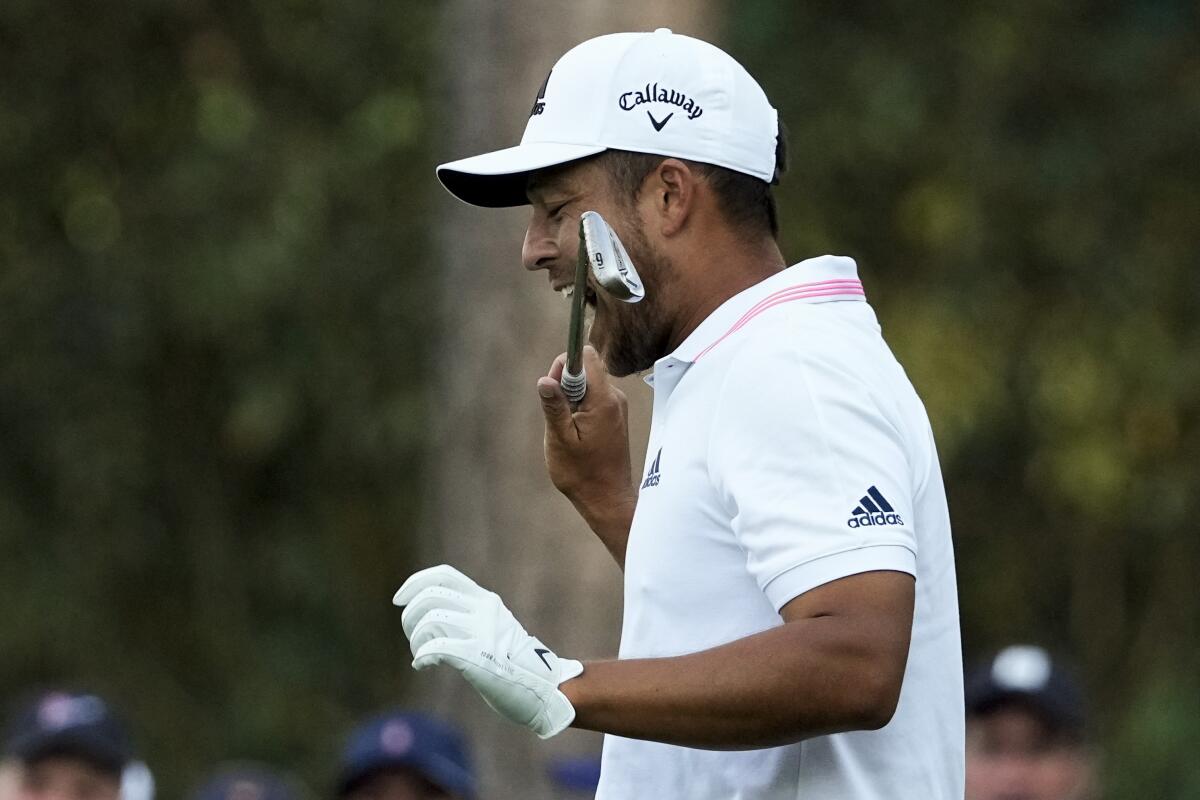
[548,202,568,219]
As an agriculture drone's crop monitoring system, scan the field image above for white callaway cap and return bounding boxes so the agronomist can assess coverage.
[437,28,780,208]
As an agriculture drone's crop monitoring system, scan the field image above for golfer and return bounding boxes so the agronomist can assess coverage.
[397,29,964,799]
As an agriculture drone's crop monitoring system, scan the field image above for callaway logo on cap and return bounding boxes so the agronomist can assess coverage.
[437,28,779,208]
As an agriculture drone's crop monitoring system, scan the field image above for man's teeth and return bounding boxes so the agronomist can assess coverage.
[559,285,598,306]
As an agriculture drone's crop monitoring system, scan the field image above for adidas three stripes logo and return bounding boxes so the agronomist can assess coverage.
[847,486,904,528]
[641,448,662,489]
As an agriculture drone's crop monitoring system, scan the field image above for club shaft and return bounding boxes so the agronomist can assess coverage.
[560,226,590,408]
[565,227,590,382]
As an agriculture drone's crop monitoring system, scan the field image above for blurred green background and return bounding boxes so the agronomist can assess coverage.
[1,1,1197,798]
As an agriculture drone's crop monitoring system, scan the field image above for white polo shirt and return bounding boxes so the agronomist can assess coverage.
[596,256,964,800]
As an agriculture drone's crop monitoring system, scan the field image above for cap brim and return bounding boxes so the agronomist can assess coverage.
[965,688,1084,735]
[11,731,129,776]
[436,142,606,208]
[336,755,474,800]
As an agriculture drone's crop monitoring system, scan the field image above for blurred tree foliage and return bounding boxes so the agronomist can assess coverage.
[0,0,1197,798]
[0,0,435,794]
[732,1,1199,796]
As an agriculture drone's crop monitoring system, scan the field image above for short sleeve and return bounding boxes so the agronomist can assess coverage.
[707,320,917,611]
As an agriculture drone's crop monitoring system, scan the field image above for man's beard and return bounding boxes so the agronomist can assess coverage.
[590,222,676,378]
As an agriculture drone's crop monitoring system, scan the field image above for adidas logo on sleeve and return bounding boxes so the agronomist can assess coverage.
[641,448,662,489]
[846,486,904,528]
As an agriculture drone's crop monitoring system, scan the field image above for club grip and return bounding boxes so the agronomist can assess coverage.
[560,365,587,405]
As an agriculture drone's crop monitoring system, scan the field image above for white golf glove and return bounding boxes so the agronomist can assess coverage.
[393,564,584,739]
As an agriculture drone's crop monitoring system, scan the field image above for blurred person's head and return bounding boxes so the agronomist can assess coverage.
[3,691,133,800]
[335,711,473,800]
[190,763,304,800]
[436,30,787,378]
[965,645,1096,800]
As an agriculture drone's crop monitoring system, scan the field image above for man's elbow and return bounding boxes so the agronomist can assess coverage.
[779,665,902,738]
[846,666,904,731]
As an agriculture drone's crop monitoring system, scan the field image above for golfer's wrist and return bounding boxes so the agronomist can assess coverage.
[559,659,627,735]
[559,664,591,722]
[570,485,637,525]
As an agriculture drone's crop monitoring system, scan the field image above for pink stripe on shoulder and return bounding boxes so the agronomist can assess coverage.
[693,279,864,362]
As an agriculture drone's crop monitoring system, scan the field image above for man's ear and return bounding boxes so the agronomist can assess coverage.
[646,158,696,237]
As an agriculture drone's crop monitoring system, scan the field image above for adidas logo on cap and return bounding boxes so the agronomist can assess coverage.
[846,486,904,528]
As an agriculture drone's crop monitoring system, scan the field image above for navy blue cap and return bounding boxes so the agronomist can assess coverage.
[190,763,304,800]
[547,755,601,793]
[3,691,133,776]
[965,645,1086,737]
[335,711,474,799]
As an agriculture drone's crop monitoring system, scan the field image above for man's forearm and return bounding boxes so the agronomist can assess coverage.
[560,611,908,749]
[570,490,636,569]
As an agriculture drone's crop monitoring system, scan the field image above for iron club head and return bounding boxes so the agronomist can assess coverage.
[580,210,645,303]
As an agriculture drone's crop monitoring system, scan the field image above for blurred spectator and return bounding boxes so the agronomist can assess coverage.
[190,762,305,800]
[334,711,474,800]
[545,756,600,797]
[965,645,1097,800]
[3,690,134,800]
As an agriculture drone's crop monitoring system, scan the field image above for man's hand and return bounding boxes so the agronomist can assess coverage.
[537,346,638,566]
[394,565,584,739]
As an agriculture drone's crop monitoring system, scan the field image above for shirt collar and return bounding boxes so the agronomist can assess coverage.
[662,255,866,368]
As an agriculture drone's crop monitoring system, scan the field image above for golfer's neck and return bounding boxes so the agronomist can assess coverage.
[668,236,787,352]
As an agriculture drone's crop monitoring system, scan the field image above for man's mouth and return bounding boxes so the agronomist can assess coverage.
[557,283,599,331]
[557,284,598,307]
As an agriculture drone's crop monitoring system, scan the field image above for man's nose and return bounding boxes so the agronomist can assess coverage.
[522,225,558,272]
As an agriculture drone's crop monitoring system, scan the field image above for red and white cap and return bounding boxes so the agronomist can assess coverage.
[437,29,780,208]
